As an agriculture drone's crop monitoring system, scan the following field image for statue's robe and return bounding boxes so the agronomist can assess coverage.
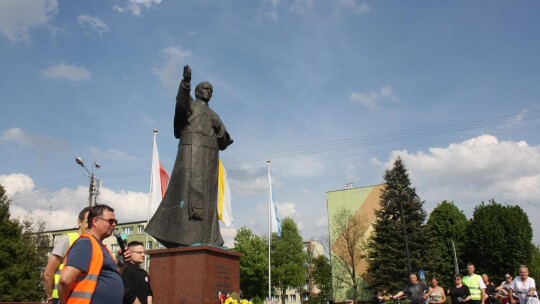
[146,80,233,247]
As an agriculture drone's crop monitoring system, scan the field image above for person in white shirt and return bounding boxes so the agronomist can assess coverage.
[510,265,537,304]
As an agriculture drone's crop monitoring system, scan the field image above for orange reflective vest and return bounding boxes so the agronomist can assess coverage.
[63,233,115,304]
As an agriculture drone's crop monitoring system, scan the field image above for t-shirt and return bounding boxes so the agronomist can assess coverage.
[65,237,124,303]
[122,263,153,304]
[511,277,537,304]
[450,285,471,304]
[403,281,430,304]
[51,234,70,258]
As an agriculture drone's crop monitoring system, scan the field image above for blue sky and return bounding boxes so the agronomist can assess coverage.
[1,0,540,247]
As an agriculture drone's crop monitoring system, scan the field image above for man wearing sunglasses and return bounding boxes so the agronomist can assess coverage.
[122,241,153,304]
[59,204,132,304]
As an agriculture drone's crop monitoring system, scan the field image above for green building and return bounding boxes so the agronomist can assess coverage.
[326,183,384,302]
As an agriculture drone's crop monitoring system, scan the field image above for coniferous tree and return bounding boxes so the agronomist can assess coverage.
[426,201,468,287]
[365,157,433,292]
[0,184,47,302]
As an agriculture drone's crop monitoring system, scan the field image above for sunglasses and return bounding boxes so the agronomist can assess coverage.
[96,217,118,225]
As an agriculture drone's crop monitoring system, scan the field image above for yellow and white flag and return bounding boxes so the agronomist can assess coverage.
[217,160,233,227]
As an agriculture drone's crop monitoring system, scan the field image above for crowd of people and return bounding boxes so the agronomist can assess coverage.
[384,263,537,304]
[42,204,153,304]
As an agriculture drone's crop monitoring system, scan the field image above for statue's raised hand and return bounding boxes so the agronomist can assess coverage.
[183,65,191,82]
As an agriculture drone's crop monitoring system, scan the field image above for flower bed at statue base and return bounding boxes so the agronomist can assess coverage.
[224,298,252,304]
[218,291,252,304]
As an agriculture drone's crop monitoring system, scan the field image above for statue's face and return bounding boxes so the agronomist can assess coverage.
[196,82,213,102]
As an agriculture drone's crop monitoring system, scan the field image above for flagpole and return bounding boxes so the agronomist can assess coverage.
[267,160,272,304]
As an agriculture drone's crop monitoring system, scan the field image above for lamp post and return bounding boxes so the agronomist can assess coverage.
[75,157,101,208]
[386,188,417,274]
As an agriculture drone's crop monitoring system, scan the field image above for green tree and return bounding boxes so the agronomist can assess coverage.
[528,245,540,279]
[331,207,370,302]
[0,184,47,302]
[272,217,307,304]
[466,200,533,283]
[233,226,268,300]
[426,201,468,287]
[310,255,332,304]
[366,157,433,292]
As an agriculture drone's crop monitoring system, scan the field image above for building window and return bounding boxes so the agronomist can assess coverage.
[284,295,289,301]
[137,225,144,234]
[122,226,133,235]
[146,241,153,250]
[290,294,296,301]
[111,244,118,253]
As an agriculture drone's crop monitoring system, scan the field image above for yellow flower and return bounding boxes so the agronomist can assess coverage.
[224,297,238,304]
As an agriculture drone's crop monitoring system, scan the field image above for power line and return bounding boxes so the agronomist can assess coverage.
[10,109,540,196]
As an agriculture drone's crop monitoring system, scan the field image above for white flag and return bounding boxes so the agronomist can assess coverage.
[268,168,282,237]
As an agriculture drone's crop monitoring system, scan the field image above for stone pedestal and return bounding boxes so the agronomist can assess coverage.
[147,246,242,304]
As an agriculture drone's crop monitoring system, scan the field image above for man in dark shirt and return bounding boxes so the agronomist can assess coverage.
[122,241,153,304]
[393,273,430,304]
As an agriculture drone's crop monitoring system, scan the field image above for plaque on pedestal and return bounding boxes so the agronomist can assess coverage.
[147,246,242,304]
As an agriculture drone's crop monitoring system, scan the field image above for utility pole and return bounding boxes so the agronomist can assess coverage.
[75,157,101,208]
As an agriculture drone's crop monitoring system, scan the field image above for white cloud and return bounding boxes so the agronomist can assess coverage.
[41,63,91,83]
[369,157,381,166]
[229,175,268,196]
[254,200,303,230]
[340,0,370,14]
[265,0,280,21]
[315,215,328,228]
[279,201,299,219]
[90,147,137,161]
[1,127,69,153]
[350,85,398,110]
[289,0,315,15]
[0,0,58,42]
[113,0,162,16]
[151,46,191,89]
[383,134,540,242]
[3,173,240,249]
[0,173,35,197]
[6,174,150,230]
[220,226,238,248]
[77,14,110,36]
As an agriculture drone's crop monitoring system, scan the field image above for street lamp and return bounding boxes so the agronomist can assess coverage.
[386,188,418,274]
[75,157,101,208]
